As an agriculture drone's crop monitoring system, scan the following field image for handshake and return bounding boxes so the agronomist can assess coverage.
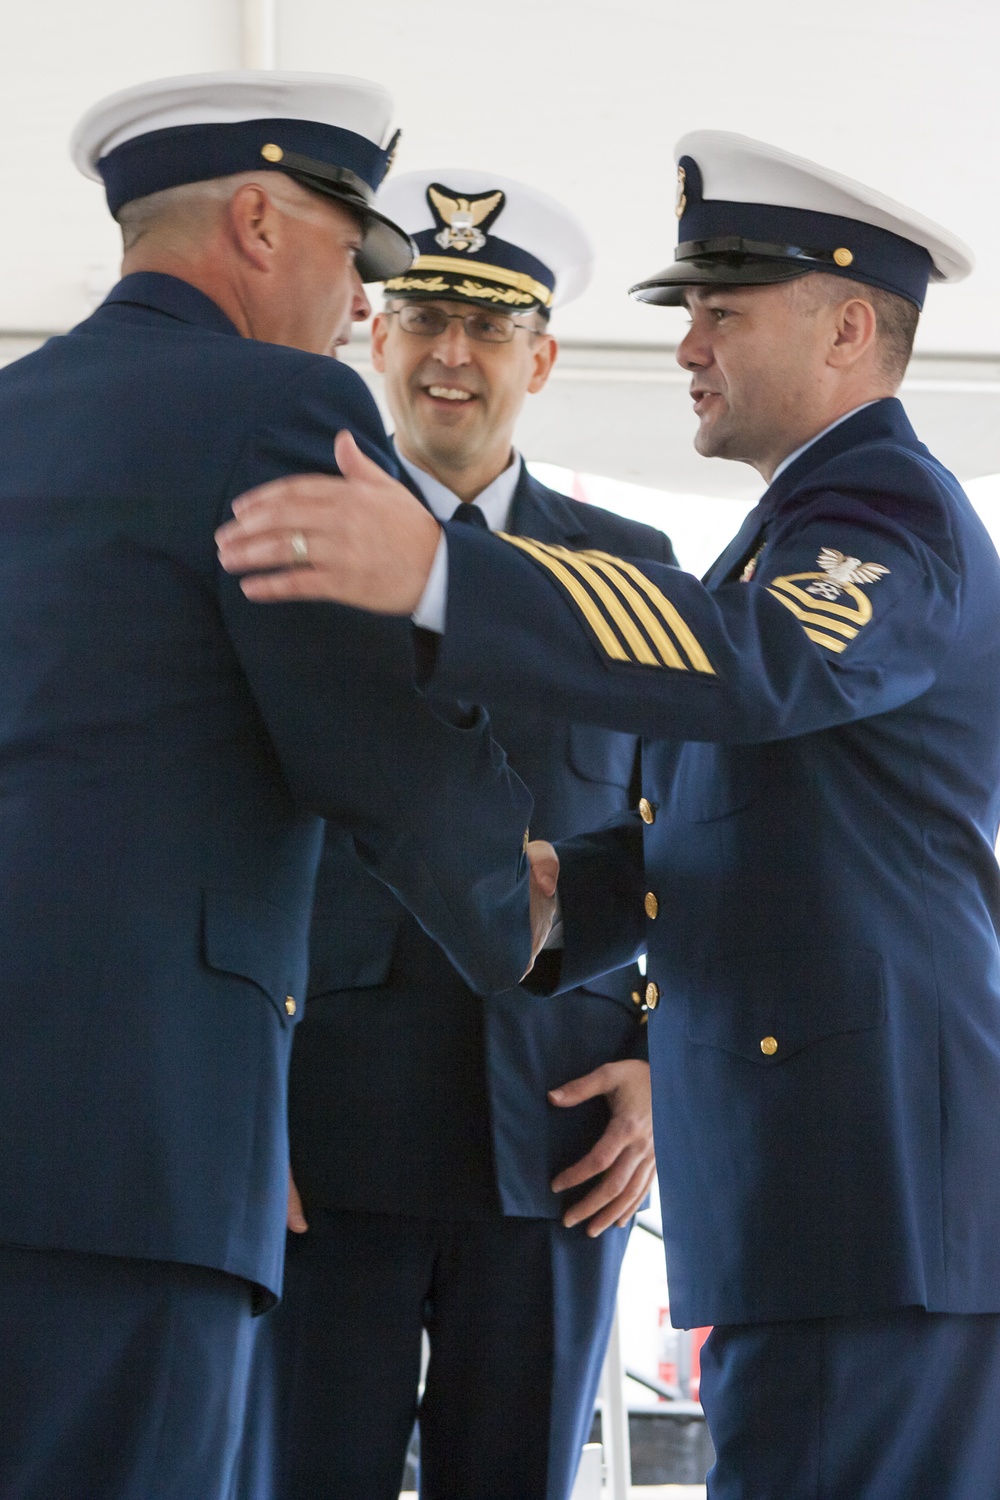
[526,838,560,973]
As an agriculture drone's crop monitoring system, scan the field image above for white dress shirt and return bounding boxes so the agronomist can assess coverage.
[408,448,521,632]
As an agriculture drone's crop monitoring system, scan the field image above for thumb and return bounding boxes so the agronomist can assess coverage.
[287,1169,308,1234]
[549,1063,612,1109]
[527,839,559,898]
[334,428,381,479]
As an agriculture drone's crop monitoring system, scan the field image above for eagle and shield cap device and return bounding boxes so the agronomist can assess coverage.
[377,168,594,315]
[631,130,974,310]
[71,72,415,282]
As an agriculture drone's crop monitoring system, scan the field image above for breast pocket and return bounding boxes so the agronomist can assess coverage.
[202,888,309,1026]
[685,947,886,1064]
[567,725,638,788]
[672,742,754,821]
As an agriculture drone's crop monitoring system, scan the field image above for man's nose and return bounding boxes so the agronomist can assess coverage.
[351,272,371,324]
[432,321,474,365]
[677,321,707,371]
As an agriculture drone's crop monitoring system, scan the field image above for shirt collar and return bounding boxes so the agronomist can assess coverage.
[769,402,878,485]
[394,444,522,532]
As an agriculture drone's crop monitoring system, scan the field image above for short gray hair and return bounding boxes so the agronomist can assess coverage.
[115,171,332,253]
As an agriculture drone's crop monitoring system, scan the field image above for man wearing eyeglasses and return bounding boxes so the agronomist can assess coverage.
[238,173,676,1500]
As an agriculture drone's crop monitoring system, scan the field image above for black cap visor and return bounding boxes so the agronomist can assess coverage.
[275,151,415,281]
[630,253,816,306]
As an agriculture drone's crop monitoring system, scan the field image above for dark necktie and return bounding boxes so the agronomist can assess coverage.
[450,503,489,530]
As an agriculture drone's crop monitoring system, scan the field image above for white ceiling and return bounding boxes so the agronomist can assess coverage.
[2,0,998,354]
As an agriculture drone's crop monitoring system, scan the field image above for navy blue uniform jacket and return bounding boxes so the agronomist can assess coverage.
[0,273,531,1303]
[291,466,674,1220]
[426,399,1000,1325]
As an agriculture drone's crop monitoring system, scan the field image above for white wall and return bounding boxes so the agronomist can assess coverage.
[2,0,997,350]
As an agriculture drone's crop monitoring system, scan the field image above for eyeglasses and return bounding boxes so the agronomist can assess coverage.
[386,303,541,345]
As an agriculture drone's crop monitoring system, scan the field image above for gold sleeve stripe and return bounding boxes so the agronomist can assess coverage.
[765,589,859,640]
[803,627,848,654]
[499,535,631,661]
[578,550,716,675]
[545,551,668,667]
[539,548,686,669]
[769,576,873,625]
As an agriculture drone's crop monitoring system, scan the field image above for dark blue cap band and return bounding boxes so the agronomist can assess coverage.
[408,229,555,295]
[99,117,392,215]
[676,154,933,308]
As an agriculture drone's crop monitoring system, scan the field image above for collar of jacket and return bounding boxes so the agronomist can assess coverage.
[100,272,242,338]
[761,396,919,514]
[396,453,591,547]
[506,463,590,545]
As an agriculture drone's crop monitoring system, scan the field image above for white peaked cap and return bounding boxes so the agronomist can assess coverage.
[378,168,594,309]
[72,72,398,177]
[675,131,974,284]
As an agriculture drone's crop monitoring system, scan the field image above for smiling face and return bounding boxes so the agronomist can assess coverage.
[371,297,557,500]
[677,279,872,479]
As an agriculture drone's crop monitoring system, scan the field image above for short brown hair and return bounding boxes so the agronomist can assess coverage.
[800,273,919,386]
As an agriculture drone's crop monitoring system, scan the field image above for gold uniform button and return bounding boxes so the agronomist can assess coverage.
[645,981,660,1010]
[285,996,297,1017]
[631,989,643,1007]
[644,891,659,920]
[760,1035,778,1056]
[261,143,284,162]
[639,797,655,825]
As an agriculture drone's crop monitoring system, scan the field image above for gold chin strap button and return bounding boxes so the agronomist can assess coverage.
[639,797,655,825]
[285,996,297,1017]
[644,891,659,920]
[645,981,660,1011]
[261,143,284,162]
[833,247,853,267]
[760,1035,778,1056]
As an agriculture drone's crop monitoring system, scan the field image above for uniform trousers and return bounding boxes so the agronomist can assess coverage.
[700,1306,1000,1499]
[0,1242,255,1500]
[237,1208,629,1500]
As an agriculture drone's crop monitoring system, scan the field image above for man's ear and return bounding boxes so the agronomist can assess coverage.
[527,332,558,395]
[227,183,281,272]
[828,296,878,371]
[370,311,391,372]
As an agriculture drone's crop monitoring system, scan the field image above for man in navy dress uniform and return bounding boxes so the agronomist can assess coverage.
[219,135,1000,1498]
[0,74,541,1500]
[238,170,672,1500]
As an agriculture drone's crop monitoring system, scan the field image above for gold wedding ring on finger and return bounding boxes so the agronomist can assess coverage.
[290,531,309,565]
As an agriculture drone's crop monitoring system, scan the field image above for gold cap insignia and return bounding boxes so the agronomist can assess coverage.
[427,183,506,254]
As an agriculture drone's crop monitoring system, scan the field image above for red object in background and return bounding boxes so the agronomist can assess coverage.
[657,1305,678,1392]
[690,1326,711,1403]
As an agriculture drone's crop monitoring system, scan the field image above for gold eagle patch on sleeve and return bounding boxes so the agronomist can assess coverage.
[766,546,890,654]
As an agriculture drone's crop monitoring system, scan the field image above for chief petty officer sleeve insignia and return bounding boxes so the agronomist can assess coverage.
[766,546,891,655]
[496,535,715,673]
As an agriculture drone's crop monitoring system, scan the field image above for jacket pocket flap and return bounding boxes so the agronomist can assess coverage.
[685,948,885,1064]
[308,917,399,995]
[202,888,306,1023]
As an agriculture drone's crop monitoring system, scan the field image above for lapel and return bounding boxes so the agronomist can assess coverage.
[97,272,242,338]
[506,464,590,546]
